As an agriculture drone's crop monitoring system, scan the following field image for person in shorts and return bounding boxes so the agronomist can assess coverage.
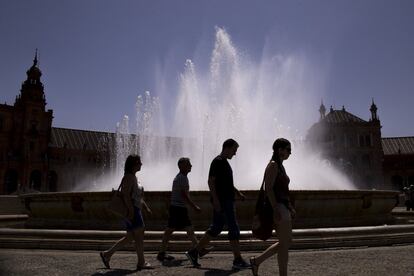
[100,155,153,271]
[157,157,204,262]
[185,139,250,270]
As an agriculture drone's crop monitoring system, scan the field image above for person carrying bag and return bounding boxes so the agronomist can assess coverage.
[249,138,296,276]
[252,175,274,241]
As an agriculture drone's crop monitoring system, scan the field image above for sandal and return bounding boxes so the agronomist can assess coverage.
[249,256,259,276]
[99,252,110,269]
[137,262,153,271]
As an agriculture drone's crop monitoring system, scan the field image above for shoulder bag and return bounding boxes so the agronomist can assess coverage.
[107,181,129,219]
[252,174,274,241]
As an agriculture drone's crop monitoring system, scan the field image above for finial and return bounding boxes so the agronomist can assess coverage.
[33,49,38,66]
[319,99,326,120]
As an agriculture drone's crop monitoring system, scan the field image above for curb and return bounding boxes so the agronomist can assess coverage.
[1,224,414,251]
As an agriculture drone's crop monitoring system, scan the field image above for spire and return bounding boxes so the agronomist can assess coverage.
[26,49,42,82]
[319,99,326,120]
[33,48,38,66]
[15,51,45,107]
[370,98,378,121]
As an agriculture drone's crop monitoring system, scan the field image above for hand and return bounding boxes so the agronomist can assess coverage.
[237,191,246,201]
[146,207,152,215]
[290,208,296,219]
[194,205,201,213]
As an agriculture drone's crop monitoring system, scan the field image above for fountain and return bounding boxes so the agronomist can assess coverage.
[19,27,399,230]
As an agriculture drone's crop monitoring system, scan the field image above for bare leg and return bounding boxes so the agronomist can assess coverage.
[253,220,292,276]
[276,220,292,276]
[254,238,280,265]
[195,233,212,251]
[160,228,174,253]
[132,227,146,266]
[103,232,133,260]
[229,240,242,259]
[185,226,198,248]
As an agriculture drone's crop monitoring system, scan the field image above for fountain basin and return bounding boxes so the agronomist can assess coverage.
[20,190,399,230]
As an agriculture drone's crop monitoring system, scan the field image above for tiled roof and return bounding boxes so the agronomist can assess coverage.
[323,110,367,124]
[50,127,114,151]
[382,137,414,155]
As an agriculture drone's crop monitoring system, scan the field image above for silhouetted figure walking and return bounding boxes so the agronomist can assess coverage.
[250,138,296,276]
[185,139,250,270]
[157,157,202,262]
[100,155,153,271]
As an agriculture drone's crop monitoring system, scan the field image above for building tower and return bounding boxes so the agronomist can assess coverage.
[10,50,53,192]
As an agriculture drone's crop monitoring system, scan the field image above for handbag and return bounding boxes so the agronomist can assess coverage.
[252,176,274,241]
[107,182,128,219]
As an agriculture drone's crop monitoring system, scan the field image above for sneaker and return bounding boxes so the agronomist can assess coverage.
[157,251,175,262]
[136,262,153,271]
[185,249,200,267]
[232,257,251,270]
[199,246,214,258]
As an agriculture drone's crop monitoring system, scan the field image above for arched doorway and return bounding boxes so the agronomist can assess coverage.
[48,171,58,192]
[4,169,18,194]
[391,175,404,191]
[30,170,42,191]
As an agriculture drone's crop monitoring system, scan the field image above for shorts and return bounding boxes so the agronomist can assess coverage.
[206,200,240,240]
[124,206,145,231]
[276,203,291,222]
[167,205,192,230]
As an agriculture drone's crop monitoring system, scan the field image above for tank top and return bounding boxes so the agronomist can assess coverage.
[122,174,143,208]
[272,162,290,207]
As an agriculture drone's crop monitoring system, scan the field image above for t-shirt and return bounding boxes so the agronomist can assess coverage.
[208,155,235,202]
[170,173,189,208]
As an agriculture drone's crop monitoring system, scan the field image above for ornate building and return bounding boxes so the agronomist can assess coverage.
[382,137,414,190]
[0,52,53,194]
[306,101,384,189]
[1,54,413,193]
[0,54,182,194]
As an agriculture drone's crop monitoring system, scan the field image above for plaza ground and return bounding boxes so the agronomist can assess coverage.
[1,244,414,275]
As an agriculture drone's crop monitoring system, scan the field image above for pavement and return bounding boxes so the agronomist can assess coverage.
[1,245,414,276]
[0,208,413,275]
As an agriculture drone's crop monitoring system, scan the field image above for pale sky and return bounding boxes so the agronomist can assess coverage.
[1,0,413,137]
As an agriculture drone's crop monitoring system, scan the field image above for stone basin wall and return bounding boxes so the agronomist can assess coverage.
[20,190,399,230]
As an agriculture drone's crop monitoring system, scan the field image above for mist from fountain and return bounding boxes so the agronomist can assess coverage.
[101,27,354,191]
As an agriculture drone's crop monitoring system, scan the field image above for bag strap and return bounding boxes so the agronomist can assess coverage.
[259,173,266,192]
[117,179,123,192]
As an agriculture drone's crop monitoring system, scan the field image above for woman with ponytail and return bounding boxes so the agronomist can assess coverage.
[249,138,296,276]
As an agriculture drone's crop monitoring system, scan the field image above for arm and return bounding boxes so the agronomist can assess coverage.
[208,176,221,212]
[234,187,246,201]
[182,190,201,212]
[120,177,134,220]
[264,161,281,221]
[141,198,152,214]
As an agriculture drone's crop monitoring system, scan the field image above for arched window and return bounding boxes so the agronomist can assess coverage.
[4,169,18,194]
[30,170,42,191]
[362,155,371,168]
[391,175,404,191]
[48,171,58,192]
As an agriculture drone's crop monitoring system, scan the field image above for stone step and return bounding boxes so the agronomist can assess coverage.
[1,225,414,251]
